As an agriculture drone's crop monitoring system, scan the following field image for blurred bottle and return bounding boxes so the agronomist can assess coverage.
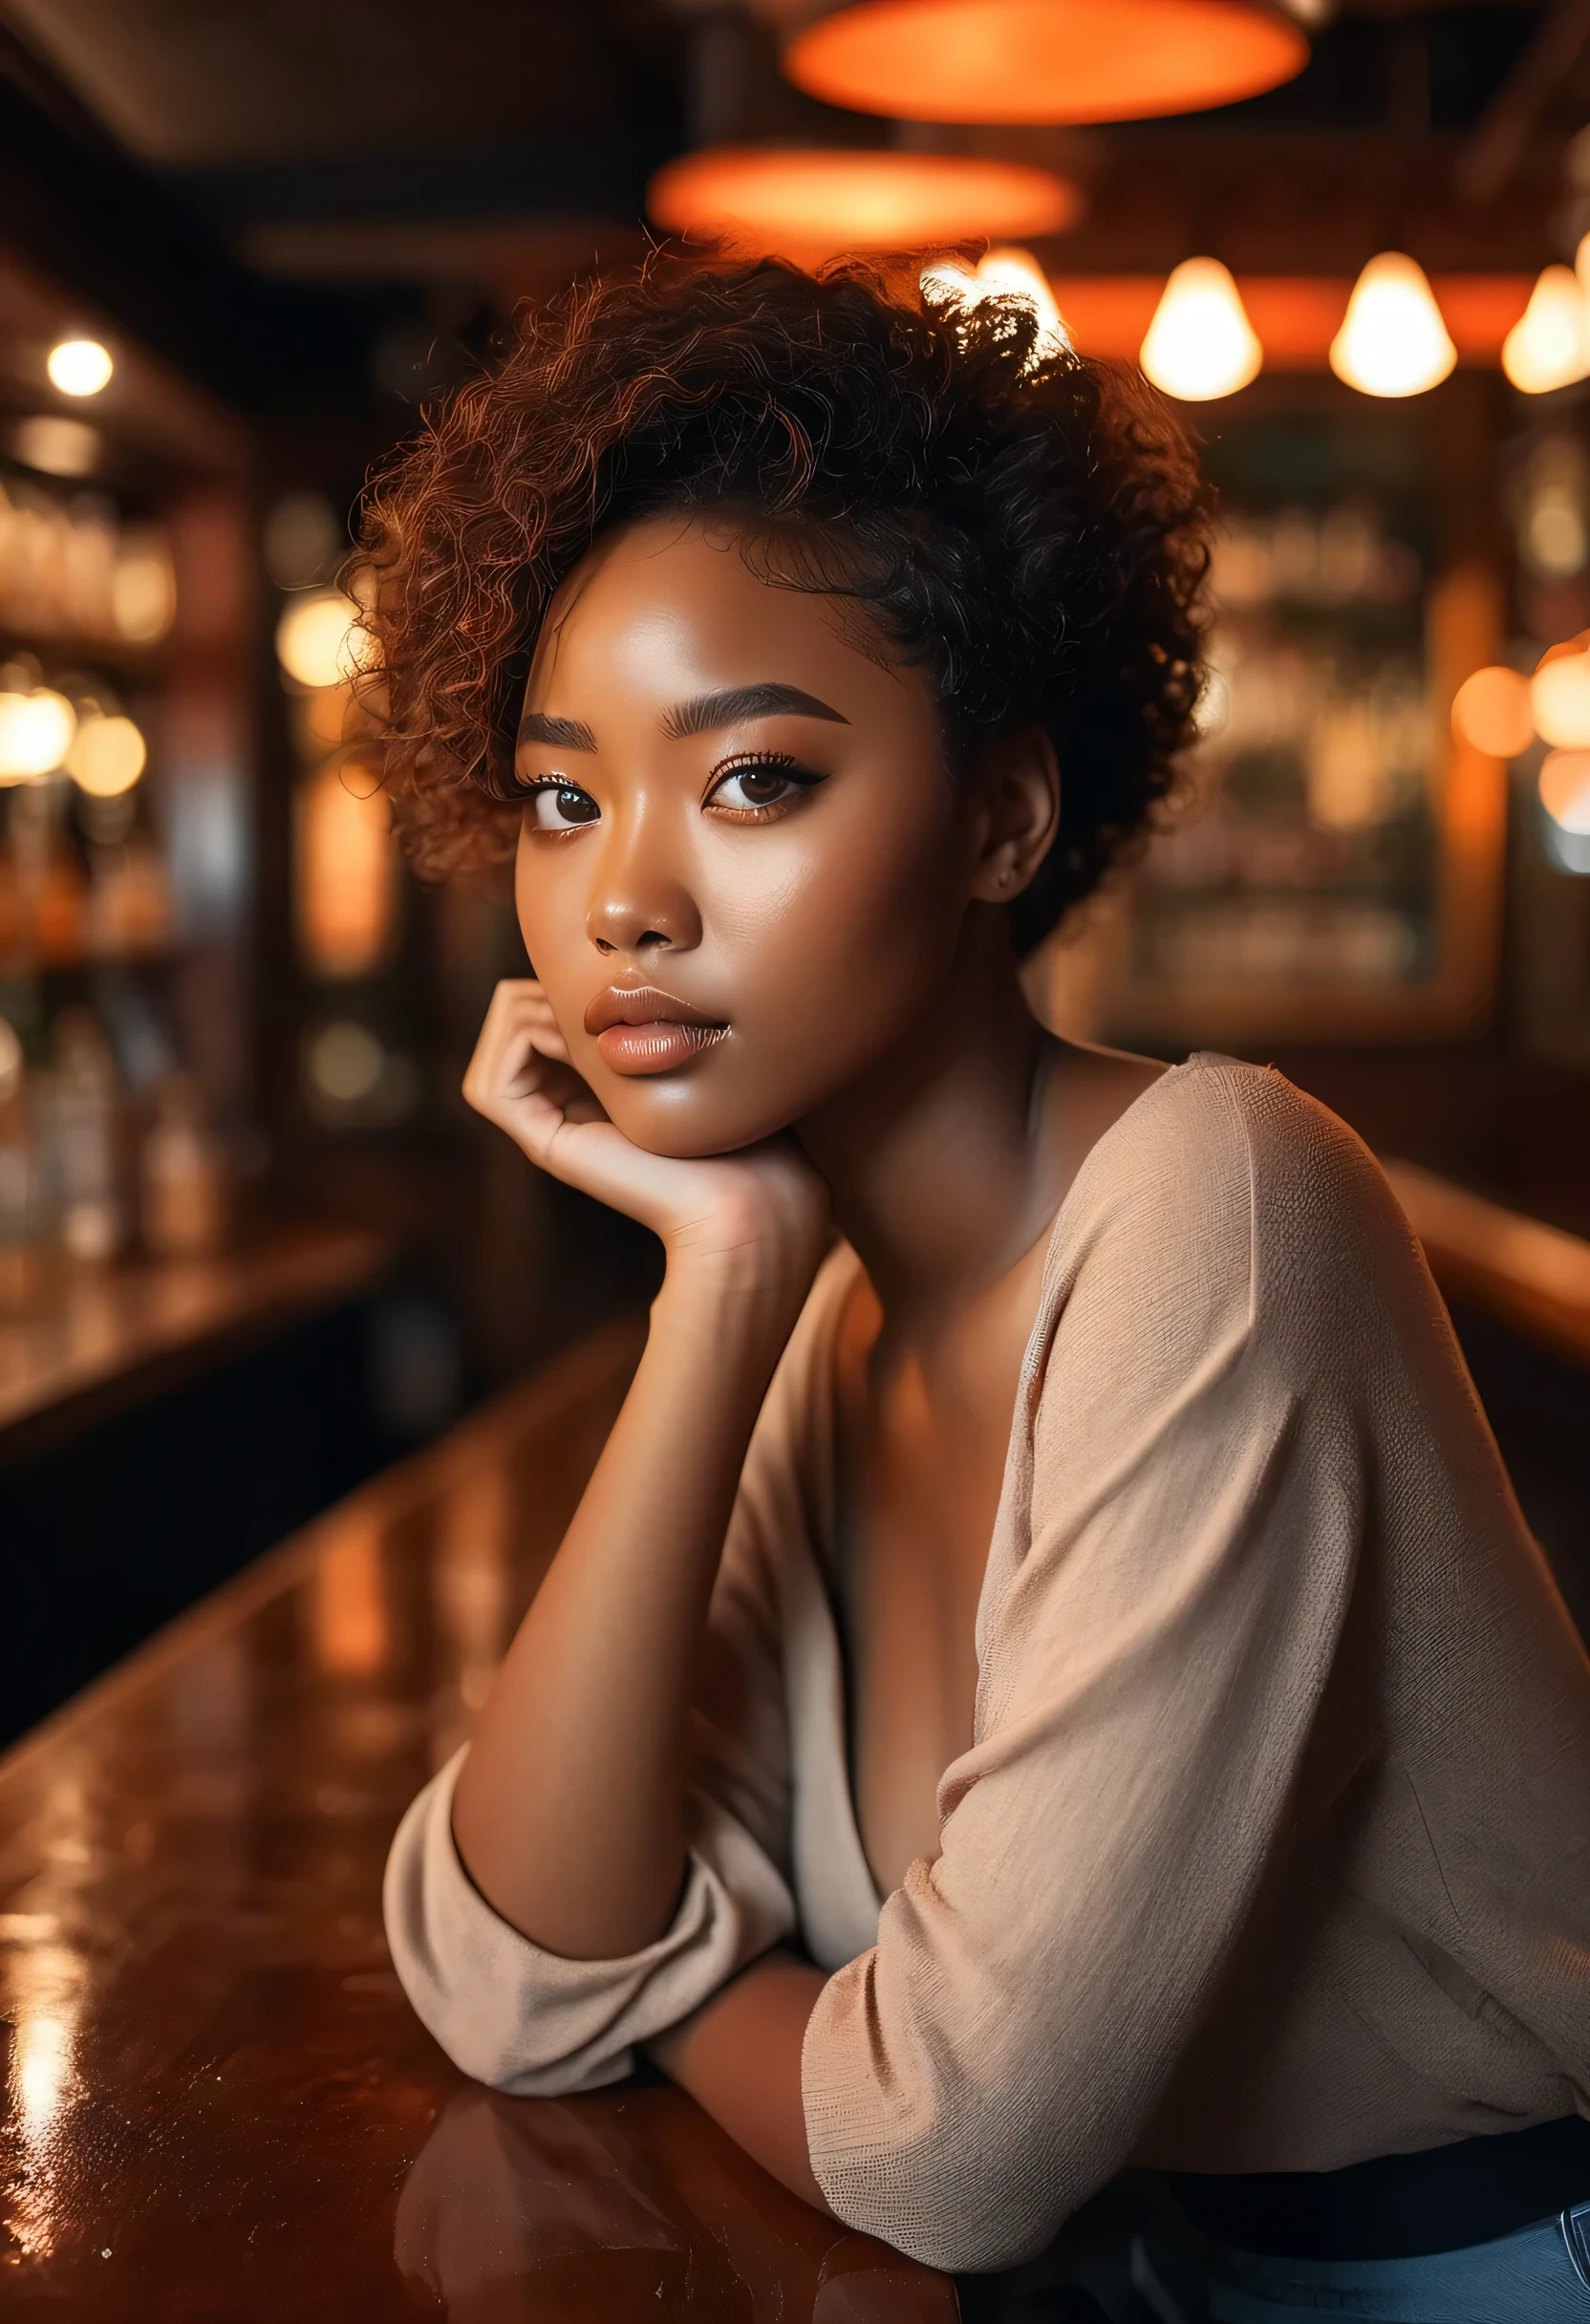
[140,1072,228,1259]
[0,1012,35,1304]
[10,779,86,965]
[52,1005,124,1262]
[0,822,20,959]
[87,830,173,958]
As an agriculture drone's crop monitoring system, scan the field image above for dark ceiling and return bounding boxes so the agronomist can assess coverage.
[0,0,1585,413]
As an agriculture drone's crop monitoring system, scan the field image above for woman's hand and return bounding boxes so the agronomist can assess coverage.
[454,982,832,1956]
[463,979,829,1297]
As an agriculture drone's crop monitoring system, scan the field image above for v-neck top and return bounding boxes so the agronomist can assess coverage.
[384,1055,1590,2273]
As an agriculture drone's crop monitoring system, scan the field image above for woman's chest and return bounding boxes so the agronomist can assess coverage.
[828,1270,1038,1896]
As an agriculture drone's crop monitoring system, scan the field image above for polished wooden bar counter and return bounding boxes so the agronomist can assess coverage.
[0,1318,956,2319]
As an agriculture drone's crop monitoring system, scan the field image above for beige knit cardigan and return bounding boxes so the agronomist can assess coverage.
[385,1055,1590,2272]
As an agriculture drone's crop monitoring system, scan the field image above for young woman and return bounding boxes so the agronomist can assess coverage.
[376,260,1590,2315]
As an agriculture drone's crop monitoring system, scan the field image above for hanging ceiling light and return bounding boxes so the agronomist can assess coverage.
[920,247,1070,364]
[784,0,1308,125]
[1328,254,1455,398]
[1501,266,1590,395]
[1139,259,1262,400]
[646,148,1079,265]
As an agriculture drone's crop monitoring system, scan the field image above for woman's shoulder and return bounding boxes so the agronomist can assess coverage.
[1070,1051,1402,1245]
[1054,1052,1424,1351]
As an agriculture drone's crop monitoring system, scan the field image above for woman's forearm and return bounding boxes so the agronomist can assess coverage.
[451,1261,805,1959]
[649,1952,834,2215]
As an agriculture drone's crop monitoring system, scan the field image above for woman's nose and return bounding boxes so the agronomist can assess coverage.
[585,821,702,958]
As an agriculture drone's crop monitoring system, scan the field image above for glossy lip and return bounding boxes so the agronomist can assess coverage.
[585,983,730,1078]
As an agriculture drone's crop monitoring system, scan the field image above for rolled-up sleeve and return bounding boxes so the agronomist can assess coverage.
[383,1256,854,2096]
[382,1743,795,2094]
[802,1066,1375,2270]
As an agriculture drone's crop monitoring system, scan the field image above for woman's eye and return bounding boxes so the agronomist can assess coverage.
[527,783,599,829]
[707,757,820,815]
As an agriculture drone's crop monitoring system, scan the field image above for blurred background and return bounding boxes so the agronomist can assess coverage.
[0,0,1588,1740]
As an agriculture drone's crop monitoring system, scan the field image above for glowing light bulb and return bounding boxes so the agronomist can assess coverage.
[46,338,113,397]
[67,713,146,797]
[1539,749,1590,833]
[1450,665,1534,759]
[1532,649,1590,747]
[1501,268,1590,395]
[0,688,76,781]
[1329,254,1454,398]
[276,589,374,691]
[921,247,1069,367]
[1139,259,1261,402]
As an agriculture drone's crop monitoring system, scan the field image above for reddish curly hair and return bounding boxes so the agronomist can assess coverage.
[356,254,1211,954]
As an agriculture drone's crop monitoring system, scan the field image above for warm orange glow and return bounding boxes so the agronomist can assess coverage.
[1329,254,1455,398]
[1139,259,1261,400]
[1501,266,1590,395]
[920,247,1069,365]
[1450,666,1533,759]
[1531,650,1590,749]
[647,147,1078,262]
[295,760,398,980]
[1539,750,1590,834]
[784,0,1308,125]
[1040,275,1531,366]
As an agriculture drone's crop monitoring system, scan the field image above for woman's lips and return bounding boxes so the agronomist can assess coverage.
[585,985,729,1078]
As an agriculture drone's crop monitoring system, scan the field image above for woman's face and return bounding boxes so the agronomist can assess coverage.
[513,516,995,1159]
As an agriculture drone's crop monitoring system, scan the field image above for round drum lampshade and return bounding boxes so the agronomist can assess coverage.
[784,0,1309,125]
[648,146,1081,261]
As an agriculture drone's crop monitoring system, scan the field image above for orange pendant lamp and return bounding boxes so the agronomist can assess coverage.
[784,0,1309,125]
[647,147,1080,264]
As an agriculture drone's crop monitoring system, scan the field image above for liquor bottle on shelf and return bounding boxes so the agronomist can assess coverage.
[0,1012,35,1303]
[140,1071,228,1259]
[49,1005,125,1263]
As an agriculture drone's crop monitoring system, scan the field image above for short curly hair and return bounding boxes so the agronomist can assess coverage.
[357,254,1211,954]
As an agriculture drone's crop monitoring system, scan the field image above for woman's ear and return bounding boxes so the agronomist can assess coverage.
[967,726,1060,905]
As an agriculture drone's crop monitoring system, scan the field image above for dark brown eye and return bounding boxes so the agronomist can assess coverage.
[528,783,599,828]
[737,769,788,805]
[709,755,824,814]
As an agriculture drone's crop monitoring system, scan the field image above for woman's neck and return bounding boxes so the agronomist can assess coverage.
[795,909,1060,1323]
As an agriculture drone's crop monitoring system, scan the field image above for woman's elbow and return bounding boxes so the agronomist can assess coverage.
[816,2137,1064,2275]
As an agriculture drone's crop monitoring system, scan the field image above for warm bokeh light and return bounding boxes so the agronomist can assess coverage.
[1531,649,1590,748]
[1450,665,1534,758]
[1139,259,1261,400]
[784,0,1308,125]
[1539,749,1590,833]
[276,588,370,691]
[920,247,1069,365]
[11,414,100,478]
[1500,267,1590,395]
[67,713,146,797]
[295,759,398,979]
[0,687,76,782]
[1328,254,1455,398]
[112,541,178,644]
[647,147,1078,263]
[46,338,113,397]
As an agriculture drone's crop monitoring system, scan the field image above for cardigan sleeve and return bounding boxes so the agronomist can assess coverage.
[801,1064,1386,2270]
[382,1257,854,2096]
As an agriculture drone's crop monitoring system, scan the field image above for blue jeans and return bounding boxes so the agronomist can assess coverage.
[1139,2205,1590,2322]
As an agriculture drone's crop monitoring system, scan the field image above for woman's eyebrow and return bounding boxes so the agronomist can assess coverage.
[518,712,597,750]
[661,683,850,741]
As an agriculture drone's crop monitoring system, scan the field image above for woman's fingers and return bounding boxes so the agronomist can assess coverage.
[463,981,605,1167]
